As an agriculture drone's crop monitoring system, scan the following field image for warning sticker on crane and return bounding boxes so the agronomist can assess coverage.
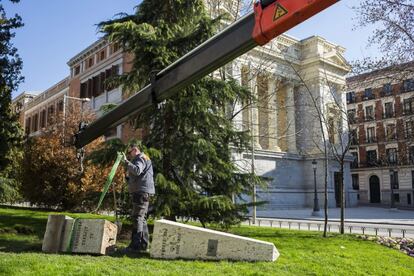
[273,3,288,21]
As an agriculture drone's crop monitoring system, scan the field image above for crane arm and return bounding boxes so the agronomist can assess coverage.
[75,0,339,148]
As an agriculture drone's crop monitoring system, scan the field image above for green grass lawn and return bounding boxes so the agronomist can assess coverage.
[0,206,413,275]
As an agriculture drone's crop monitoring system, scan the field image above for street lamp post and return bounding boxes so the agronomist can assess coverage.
[389,169,396,209]
[312,159,320,216]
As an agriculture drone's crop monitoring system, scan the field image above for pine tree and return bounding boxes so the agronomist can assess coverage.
[0,0,24,202]
[99,0,261,228]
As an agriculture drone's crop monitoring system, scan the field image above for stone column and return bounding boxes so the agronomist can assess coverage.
[285,82,297,153]
[231,62,244,132]
[268,78,281,151]
[251,75,262,149]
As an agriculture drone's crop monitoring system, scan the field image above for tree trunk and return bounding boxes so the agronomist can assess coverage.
[323,151,328,237]
[340,162,345,234]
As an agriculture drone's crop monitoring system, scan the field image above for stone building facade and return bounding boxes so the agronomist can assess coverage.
[230,34,355,209]
[347,63,414,209]
[13,2,354,209]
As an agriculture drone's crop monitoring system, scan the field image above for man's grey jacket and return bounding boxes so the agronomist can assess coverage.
[125,153,155,195]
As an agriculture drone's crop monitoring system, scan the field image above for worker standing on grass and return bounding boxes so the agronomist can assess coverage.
[121,144,155,253]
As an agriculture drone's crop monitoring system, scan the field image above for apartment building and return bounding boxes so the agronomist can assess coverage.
[347,63,414,208]
[15,39,138,141]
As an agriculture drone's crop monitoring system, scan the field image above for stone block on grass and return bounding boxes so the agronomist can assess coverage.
[150,219,279,262]
[42,214,117,255]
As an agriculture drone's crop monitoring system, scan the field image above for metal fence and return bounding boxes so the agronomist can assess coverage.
[246,217,414,238]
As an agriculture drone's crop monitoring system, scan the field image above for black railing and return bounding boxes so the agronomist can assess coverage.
[365,115,375,122]
[383,111,394,119]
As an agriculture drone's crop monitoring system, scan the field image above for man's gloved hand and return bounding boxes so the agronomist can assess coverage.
[121,152,128,163]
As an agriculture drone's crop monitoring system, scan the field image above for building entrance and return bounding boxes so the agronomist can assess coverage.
[369,175,381,203]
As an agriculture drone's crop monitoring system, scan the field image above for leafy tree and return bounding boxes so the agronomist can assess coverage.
[0,0,24,202]
[352,0,414,73]
[99,0,262,228]
[20,105,124,211]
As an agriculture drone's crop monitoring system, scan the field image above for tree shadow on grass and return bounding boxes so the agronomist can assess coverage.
[0,215,47,240]
[0,237,42,253]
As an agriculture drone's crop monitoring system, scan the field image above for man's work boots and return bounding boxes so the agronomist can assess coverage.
[121,231,148,254]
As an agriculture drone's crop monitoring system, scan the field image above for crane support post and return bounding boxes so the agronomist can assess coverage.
[74,0,339,148]
[253,0,339,45]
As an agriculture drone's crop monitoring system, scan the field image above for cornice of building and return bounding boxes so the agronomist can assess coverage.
[25,77,70,110]
[12,91,41,103]
[347,61,414,84]
[67,38,108,67]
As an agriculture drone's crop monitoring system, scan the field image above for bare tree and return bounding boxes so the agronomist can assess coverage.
[352,0,414,74]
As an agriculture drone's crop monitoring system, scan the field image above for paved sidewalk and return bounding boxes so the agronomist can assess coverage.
[254,207,414,225]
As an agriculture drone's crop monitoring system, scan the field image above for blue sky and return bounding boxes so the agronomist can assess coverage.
[6,0,378,98]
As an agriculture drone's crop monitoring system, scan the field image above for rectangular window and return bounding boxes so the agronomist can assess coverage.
[74,65,81,76]
[58,100,64,112]
[352,174,359,190]
[403,98,414,115]
[386,124,396,141]
[93,76,100,97]
[382,83,392,96]
[80,83,87,99]
[346,92,356,104]
[408,194,412,205]
[409,147,414,164]
[406,120,414,139]
[367,150,377,166]
[40,109,46,128]
[33,113,39,132]
[384,102,393,118]
[350,129,358,146]
[88,57,94,68]
[347,109,356,124]
[363,88,374,100]
[25,117,31,134]
[47,105,55,124]
[99,50,105,61]
[403,79,414,92]
[366,127,376,143]
[386,148,398,165]
[365,106,374,121]
[351,152,358,168]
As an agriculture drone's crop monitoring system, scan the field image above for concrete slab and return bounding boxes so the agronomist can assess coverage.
[42,215,117,255]
[150,219,279,262]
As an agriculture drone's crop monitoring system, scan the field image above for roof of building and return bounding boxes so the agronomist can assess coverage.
[347,61,414,84]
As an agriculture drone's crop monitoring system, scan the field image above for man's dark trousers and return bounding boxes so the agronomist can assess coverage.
[129,192,150,251]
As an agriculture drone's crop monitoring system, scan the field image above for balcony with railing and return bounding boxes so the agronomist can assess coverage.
[364,114,375,122]
[386,134,397,142]
[383,111,394,119]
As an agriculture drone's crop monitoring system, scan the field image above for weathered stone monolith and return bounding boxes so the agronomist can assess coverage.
[150,219,279,262]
